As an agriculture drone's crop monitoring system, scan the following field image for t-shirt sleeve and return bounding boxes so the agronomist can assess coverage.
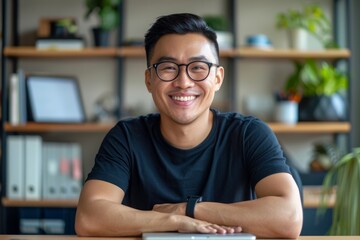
[86,124,131,192]
[242,118,290,188]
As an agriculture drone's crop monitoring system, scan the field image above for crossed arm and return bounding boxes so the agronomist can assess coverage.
[75,172,303,238]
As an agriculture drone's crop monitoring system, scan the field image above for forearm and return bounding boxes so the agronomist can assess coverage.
[75,199,179,236]
[195,196,302,238]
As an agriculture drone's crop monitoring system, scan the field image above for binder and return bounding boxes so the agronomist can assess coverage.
[6,135,25,199]
[69,143,82,199]
[42,143,60,199]
[24,135,43,199]
[59,143,71,199]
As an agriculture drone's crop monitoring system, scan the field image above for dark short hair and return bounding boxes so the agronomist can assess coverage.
[144,13,219,67]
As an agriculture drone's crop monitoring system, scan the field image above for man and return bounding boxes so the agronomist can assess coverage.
[75,13,303,238]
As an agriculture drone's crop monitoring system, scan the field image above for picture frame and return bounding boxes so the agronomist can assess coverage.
[26,74,86,123]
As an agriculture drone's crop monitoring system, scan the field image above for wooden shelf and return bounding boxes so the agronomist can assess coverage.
[4,122,350,134]
[4,47,117,58]
[268,122,351,134]
[5,46,350,59]
[2,198,78,207]
[303,186,335,208]
[237,47,351,59]
[4,122,114,133]
[117,46,145,57]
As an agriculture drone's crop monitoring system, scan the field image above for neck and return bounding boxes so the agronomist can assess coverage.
[160,110,213,149]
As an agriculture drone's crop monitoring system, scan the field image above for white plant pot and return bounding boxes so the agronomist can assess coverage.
[288,28,307,50]
[274,101,298,124]
[215,31,234,49]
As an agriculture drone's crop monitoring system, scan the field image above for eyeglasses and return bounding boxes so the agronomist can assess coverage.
[148,61,219,82]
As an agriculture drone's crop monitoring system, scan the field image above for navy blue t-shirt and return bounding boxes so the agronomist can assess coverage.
[86,109,290,210]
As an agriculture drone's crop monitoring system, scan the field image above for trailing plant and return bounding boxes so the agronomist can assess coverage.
[275,4,337,48]
[319,148,360,235]
[284,59,348,97]
[85,0,121,31]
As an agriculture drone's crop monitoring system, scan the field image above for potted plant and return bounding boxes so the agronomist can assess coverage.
[319,148,360,235]
[275,4,337,49]
[203,15,233,49]
[84,0,121,46]
[284,59,348,121]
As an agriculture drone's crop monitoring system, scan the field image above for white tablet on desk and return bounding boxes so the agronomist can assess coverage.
[142,232,256,240]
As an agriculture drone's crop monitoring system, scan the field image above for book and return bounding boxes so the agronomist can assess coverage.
[35,37,84,50]
[18,69,27,124]
[9,69,27,125]
[9,73,20,125]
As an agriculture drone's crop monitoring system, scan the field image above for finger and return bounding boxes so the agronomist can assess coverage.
[208,224,228,234]
[223,227,235,234]
[197,225,218,233]
[233,226,242,232]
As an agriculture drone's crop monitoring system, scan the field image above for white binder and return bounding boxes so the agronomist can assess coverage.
[6,135,25,199]
[24,135,43,199]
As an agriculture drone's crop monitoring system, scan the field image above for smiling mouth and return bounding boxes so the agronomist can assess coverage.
[171,95,197,102]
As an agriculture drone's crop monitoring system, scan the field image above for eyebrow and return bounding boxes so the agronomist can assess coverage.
[155,55,209,63]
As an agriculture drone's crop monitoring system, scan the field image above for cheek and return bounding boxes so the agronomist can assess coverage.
[202,81,219,94]
[151,82,167,98]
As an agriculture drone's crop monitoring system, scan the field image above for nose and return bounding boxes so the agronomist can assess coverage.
[172,65,195,88]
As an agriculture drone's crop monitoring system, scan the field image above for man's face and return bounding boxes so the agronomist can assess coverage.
[145,33,224,125]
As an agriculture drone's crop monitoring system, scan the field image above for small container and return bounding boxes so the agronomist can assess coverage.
[274,101,298,124]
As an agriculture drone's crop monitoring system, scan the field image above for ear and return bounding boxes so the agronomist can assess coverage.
[214,66,224,91]
[145,69,152,93]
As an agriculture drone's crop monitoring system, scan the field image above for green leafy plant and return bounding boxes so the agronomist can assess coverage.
[85,0,121,31]
[319,148,360,235]
[284,59,348,97]
[275,4,337,48]
[203,15,229,31]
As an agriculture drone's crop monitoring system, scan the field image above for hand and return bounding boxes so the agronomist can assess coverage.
[176,216,242,234]
[153,202,186,215]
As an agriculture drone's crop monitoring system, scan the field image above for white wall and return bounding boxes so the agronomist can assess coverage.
[10,0,345,174]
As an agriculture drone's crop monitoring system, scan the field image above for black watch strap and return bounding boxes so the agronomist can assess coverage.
[186,195,202,218]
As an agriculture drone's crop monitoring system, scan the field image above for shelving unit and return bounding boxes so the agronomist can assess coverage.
[3,47,352,136]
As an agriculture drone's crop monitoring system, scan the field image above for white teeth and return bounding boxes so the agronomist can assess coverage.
[172,96,196,101]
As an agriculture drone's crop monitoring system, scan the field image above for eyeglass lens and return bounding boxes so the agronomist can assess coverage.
[156,61,211,81]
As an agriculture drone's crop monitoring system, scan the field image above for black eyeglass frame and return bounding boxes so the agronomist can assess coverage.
[147,60,220,82]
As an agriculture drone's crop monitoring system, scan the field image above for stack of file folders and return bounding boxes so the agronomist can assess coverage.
[6,135,83,200]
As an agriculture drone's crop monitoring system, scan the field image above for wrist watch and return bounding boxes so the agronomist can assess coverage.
[186,195,202,218]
